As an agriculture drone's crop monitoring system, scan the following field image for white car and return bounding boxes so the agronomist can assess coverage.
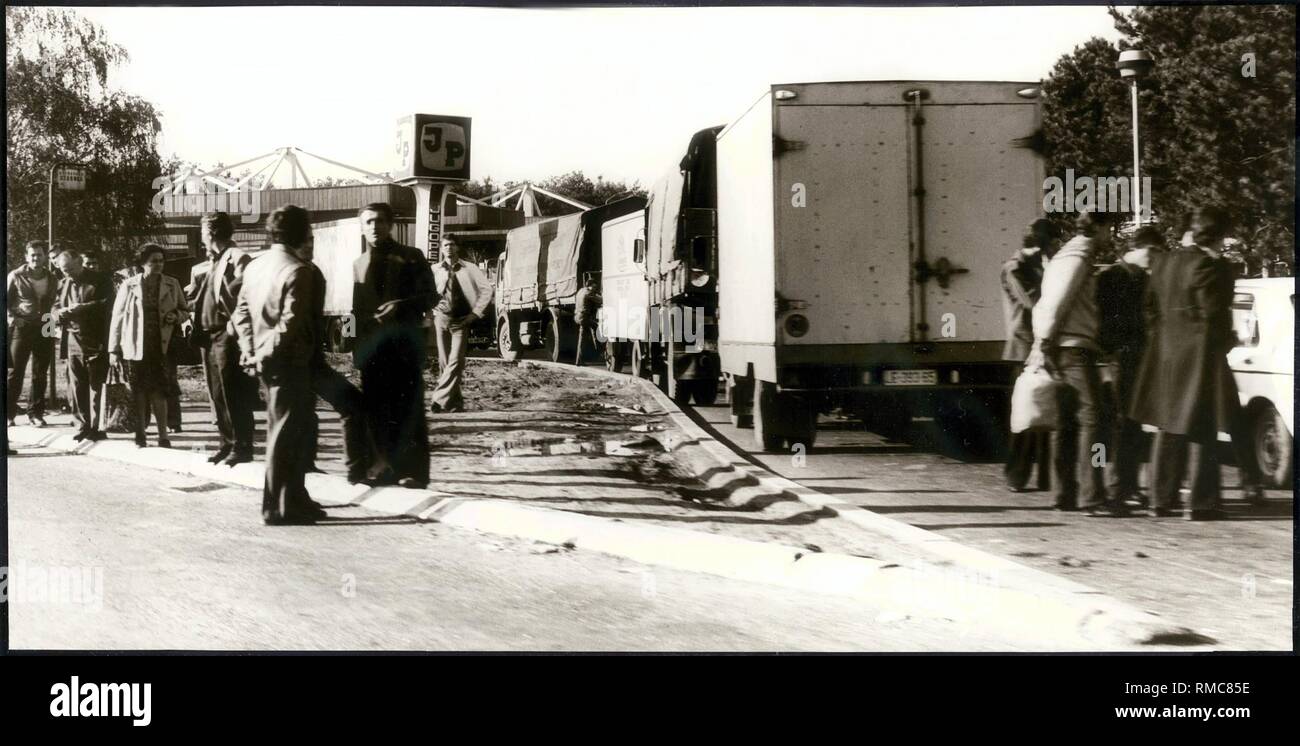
[1228,278,1294,487]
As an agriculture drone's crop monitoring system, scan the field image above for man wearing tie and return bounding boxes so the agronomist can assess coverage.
[430,235,493,415]
[192,212,256,466]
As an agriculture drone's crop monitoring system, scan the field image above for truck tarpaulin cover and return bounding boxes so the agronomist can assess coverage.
[499,212,585,309]
[647,126,721,275]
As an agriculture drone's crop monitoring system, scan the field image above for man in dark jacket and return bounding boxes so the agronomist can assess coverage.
[1095,226,1163,507]
[6,240,57,426]
[192,212,257,466]
[351,202,435,489]
[1001,219,1058,492]
[1129,206,1261,520]
[52,247,114,441]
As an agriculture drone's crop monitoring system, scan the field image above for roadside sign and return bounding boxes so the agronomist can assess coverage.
[394,114,472,182]
[55,166,87,191]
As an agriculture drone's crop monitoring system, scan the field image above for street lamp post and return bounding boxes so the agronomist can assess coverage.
[1117,49,1155,226]
[45,162,88,410]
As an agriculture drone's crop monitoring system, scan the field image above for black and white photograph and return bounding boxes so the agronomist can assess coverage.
[2,0,1294,698]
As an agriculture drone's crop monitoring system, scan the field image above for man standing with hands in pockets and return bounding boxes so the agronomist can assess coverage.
[429,235,492,415]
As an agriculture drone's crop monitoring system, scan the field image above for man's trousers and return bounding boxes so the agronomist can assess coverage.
[65,342,108,433]
[1052,347,1109,509]
[201,328,256,454]
[261,363,316,520]
[358,326,429,483]
[431,312,468,412]
[7,319,54,419]
[308,361,373,479]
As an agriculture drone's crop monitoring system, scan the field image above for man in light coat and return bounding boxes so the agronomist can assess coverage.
[1030,210,1120,515]
[430,235,493,415]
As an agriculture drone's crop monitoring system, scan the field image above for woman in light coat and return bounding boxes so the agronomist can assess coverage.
[109,244,191,447]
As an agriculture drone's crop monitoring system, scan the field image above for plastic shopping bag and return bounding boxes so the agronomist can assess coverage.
[1010,364,1060,433]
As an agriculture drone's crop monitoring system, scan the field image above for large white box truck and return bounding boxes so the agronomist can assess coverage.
[717,81,1045,451]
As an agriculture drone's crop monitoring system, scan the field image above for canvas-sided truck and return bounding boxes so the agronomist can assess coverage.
[717,81,1045,451]
[636,126,725,405]
[495,197,647,362]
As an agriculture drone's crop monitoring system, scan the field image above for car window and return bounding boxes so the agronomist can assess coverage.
[1231,292,1259,347]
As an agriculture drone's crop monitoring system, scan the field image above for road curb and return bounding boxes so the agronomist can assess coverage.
[9,397,1204,649]
[498,359,1210,648]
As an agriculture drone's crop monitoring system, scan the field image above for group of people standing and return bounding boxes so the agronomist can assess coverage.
[214,202,489,524]
[6,202,491,526]
[1001,206,1264,521]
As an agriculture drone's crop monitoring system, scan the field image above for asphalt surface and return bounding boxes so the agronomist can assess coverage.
[687,403,1295,650]
[8,449,1049,652]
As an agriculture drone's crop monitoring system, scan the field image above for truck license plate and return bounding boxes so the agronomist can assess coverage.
[883,369,937,386]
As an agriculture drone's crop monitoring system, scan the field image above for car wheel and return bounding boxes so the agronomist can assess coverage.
[1252,402,1293,488]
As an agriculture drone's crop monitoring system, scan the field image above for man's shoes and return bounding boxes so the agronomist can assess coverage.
[1188,508,1231,522]
[1085,501,1131,517]
[224,451,253,467]
[263,511,316,526]
[134,434,148,448]
[157,439,172,449]
[85,430,107,442]
[1054,500,1079,512]
[444,404,465,414]
[429,402,443,414]
[1153,506,1183,518]
[27,414,47,427]
[306,464,326,474]
[207,446,233,464]
[72,431,88,442]
[397,477,428,490]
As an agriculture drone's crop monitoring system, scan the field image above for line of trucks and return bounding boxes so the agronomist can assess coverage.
[302,80,1046,453]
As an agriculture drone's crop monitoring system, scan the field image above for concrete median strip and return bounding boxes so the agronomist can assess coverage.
[10,411,1207,648]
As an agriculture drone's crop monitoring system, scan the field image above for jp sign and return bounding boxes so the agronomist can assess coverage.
[394,113,471,182]
[55,166,87,191]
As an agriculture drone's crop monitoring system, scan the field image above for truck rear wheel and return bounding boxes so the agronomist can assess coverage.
[689,379,720,406]
[630,342,649,379]
[545,313,575,363]
[753,382,818,452]
[497,320,520,362]
[605,340,624,373]
[727,375,754,428]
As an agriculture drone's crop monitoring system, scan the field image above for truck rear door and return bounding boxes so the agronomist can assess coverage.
[772,81,1042,349]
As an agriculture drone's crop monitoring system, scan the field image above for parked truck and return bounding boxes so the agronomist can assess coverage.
[495,197,647,362]
[627,126,724,405]
[716,81,1045,451]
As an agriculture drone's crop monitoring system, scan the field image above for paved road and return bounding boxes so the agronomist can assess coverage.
[9,449,1057,652]
[687,404,1294,650]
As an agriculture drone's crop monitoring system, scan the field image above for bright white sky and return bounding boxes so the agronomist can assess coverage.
[75,5,1123,188]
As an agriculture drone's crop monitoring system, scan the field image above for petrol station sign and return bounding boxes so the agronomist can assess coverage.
[394,113,472,182]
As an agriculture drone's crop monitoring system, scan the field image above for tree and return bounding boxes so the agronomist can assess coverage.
[6,7,167,272]
[1042,5,1295,269]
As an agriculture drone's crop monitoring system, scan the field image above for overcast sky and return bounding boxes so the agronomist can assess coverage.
[75,5,1123,188]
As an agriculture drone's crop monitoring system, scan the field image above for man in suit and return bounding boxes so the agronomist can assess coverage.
[52,247,114,441]
[430,235,493,414]
[1001,219,1058,492]
[351,202,435,489]
[232,205,329,526]
[1130,206,1263,520]
[192,212,257,465]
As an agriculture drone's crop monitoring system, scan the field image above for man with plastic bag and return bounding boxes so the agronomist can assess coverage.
[1028,210,1123,516]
